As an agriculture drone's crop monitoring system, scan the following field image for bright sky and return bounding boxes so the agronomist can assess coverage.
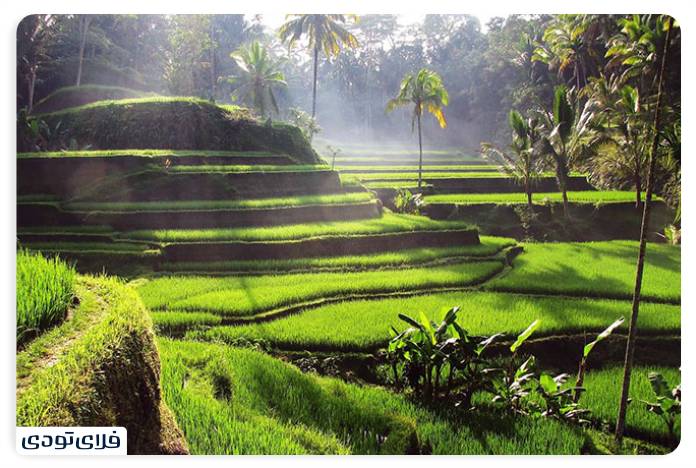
[252,13,497,33]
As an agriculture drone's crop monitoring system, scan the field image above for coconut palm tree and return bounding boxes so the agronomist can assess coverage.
[278,14,359,118]
[536,84,598,217]
[386,69,449,189]
[481,110,545,208]
[533,14,601,90]
[227,41,287,118]
[586,77,650,208]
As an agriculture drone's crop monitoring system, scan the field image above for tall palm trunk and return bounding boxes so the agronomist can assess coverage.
[76,16,91,86]
[417,111,423,189]
[615,17,673,444]
[634,171,642,209]
[311,44,319,118]
[554,157,570,217]
[27,66,37,113]
[525,181,533,208]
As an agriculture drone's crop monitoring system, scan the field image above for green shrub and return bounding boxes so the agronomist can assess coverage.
[16,249,76,344]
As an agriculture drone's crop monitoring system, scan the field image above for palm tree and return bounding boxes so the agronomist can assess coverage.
[278,15,359,118]
[227,41,287,118]
[533,15,601,90]
[481,110,544,208]
[536,84,598,217]
[586,77,650,208]
[386,69,449,189]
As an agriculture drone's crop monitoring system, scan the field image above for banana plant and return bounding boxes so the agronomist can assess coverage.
[388,306,501,403]
[641,371,681,446]
[490,355,537,415]
[488,320,542,414]
[573,316,625,402]
[535,372,591,424]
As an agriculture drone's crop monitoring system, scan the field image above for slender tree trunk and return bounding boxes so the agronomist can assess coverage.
[635,171,642,209]
[417,112,423,189]
[526,180,533,208]
[209,22,216,101]
[615,17,673,444]
[311,44,319,118]
[76,16,91,86]
[27,67,37,113]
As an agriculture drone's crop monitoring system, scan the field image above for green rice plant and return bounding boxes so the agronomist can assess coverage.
[354,171,585,181]
[137,261,504,317]
[17,275,156,428]
[158,237,516,273]
[122,212,473,243]
[189,292,679,351]
[158,339,585,454]
[425,191,655,205]
[486,241,680,303]
[337,165,502,172]
[16,249,76,344]
[579,366,681,443]
[363,181,434,189]
[63,192,374,213]
[167,164,329,174]
[151,311,223,332]
[21,242,154,254]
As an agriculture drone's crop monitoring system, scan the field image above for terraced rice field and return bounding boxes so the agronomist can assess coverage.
[19,144,681,454]
[118,212,473,242]
[425,191,653,205]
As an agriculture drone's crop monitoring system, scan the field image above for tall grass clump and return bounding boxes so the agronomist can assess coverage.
[16,249,76,344]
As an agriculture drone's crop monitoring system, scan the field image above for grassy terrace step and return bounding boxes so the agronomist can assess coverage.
[337,165,502,173]
[426,176,593,193]
[61,192,373,211]
[486,241,680,303]
[120,212,471,243]
[185,291,679,351]
[19,194,382,230]
[136,261,504,318]
[18,149,297,165]
[17,152,299,197]
[159,339,586,454]
[351,171,586,181]
[425,191,654,205]
[125,211,479,261]
[334,159,490,166]
[17,275,187,454]
[158,236,516,273]
[167,164,327,173]
[19,167,344,201]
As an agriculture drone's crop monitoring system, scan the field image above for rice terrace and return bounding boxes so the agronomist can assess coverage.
[15,13,681,456]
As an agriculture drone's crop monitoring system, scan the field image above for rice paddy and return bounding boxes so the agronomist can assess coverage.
[16,249,76,344]
[425,191,651,204]
[137,261,505,317]
[158,339,587,454]
[18,139,681,455]
[120,212,473,242]
[62,192,375,212]
[487,241,680,303]
[186,292,679,350]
